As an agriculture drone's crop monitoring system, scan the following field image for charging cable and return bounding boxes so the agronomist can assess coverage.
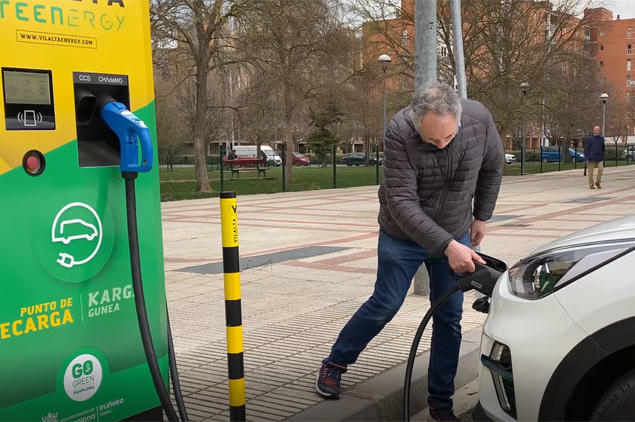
[403,254,506,421]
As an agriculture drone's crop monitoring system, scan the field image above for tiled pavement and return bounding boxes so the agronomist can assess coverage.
[162,165,635,421]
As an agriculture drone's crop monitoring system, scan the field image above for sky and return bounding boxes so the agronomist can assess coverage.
[605,0,635,19]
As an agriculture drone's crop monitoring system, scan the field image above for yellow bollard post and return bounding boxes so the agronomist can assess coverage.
[220,192,246,421]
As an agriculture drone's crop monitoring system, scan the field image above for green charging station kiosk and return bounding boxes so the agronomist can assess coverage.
[0,1,169,420]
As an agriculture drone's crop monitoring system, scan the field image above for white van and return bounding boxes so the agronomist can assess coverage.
[232,145,282,166]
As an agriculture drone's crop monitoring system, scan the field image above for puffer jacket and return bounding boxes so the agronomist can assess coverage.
[583,134,605,162]
[377,98,504,255]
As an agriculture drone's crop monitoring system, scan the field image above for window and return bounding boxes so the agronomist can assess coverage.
[600,61,604,67]
[628,75,631,86]
[600,45,604,51]
[440,46,448,58]
[629,44,633,55]
[629,60,632,71]
[629,28,633,39]
[600,29,605,36]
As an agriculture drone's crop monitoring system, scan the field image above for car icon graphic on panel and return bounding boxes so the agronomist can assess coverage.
[52,219,99,244]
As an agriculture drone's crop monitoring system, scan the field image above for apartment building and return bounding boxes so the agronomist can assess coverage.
[586,8,635,138]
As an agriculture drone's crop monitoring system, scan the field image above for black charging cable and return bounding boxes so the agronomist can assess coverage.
[403,285,460,422]
[402,255,506,421]
[124,172,180,422]
[167,309,190,421]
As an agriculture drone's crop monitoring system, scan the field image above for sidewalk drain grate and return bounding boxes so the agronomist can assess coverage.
[179,246,350,274]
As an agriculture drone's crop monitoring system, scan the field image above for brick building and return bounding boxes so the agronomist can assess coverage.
[586,7,635,139]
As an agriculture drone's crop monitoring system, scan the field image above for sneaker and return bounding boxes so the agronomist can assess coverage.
[430,407,460,422]
[315,360,346,399]
[596,182,602,189]
[590,185,595,189]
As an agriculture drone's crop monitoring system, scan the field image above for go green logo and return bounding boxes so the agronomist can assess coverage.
[72,360,94,378]
[63,354,103,401]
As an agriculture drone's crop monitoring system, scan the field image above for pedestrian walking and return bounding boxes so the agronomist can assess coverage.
[584,126,605,189]
[315,82,504,422]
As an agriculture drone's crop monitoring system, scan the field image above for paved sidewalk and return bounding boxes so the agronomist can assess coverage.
[162,166,635,421]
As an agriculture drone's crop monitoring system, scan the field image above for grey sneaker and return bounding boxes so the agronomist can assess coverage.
[315,360,347,399]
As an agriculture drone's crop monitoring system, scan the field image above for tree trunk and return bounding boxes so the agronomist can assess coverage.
[193,50,212,193]
[283,84,294,185]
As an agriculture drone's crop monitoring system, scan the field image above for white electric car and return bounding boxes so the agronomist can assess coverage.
[476,216,635,421]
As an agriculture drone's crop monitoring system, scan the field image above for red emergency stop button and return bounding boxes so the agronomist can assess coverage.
[22,150,45,176]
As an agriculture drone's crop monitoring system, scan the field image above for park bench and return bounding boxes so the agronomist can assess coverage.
[223,157,268,179]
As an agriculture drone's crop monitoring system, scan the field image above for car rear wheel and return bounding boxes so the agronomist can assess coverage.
[591,368,635,421]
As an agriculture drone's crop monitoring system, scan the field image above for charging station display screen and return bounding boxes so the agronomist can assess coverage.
[3,71,51,105]
[2,68,55,130]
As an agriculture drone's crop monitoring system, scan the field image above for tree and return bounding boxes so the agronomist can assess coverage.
[151,0,254,193]
[240,0,352,184]
[307,102,344,165]
[155,93,187,171]
[352,0,602,139]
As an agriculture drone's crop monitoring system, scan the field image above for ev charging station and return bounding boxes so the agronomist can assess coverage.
[0,1,171,420]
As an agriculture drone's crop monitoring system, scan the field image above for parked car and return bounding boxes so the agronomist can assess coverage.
[343,152,383,166]
[291,152,310,166]
[476,216,635,421]
[622,145,635,159]
[232,145,282,166]
[505,153,516,164]
[540,146,585,163]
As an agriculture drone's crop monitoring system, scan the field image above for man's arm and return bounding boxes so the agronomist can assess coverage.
[383,121,454,256]
[473,111,504,223]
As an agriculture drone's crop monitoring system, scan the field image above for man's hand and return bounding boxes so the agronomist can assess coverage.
[470,219,487,247]
[444,240,485,273]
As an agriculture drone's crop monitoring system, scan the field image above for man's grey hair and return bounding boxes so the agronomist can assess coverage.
[410,82,462,125]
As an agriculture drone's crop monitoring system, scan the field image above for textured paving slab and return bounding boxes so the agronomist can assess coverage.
[162,165,635,421]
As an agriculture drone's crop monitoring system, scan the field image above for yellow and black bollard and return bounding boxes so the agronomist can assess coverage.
[220,192,246,421]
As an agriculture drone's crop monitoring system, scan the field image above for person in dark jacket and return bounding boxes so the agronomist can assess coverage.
[584,126,605,189]
[316,82,504,422]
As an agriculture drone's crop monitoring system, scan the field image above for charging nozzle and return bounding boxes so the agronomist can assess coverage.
[458,253,507,297]
[99,95,153,173]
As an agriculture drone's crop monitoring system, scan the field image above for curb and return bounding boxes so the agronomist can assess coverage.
[289,328,483,422]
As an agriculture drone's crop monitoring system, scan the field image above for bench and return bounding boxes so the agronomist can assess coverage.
[223,157,268,179]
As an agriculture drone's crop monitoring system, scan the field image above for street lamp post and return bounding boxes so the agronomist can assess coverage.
[601,93,609,167]
[520,82,530,176]
[600,93,609,137]
[378,54,391,185]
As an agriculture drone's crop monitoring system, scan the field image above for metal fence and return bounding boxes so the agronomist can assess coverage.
[157,144,633,201]
[504,144,633,176]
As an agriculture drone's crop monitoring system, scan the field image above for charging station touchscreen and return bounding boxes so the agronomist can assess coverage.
[2,68,55,130]
[4,70,51,104]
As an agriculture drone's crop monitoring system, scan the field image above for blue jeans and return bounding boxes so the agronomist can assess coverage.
[326,230,470,409]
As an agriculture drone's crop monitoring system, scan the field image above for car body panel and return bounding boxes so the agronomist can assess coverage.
[532,216,635,254]
[480,273,588,421]
[540,146,584,162]
[343,153,382,166]
[479,215,635,421]
[554,251,635,336]
[292,152,310,166]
